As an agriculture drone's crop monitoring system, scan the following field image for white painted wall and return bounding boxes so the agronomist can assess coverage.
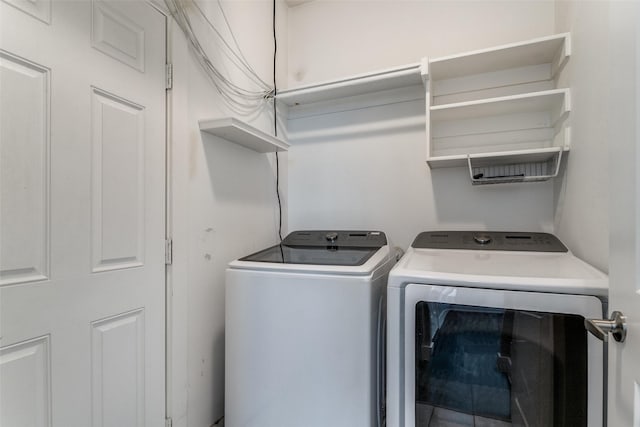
[287,99,555,249]
[288,0,556,87]
[286,1,557,250]
[553,1,609,272]
[167,2,288,426]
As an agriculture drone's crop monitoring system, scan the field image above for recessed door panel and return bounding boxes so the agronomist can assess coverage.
[0,336,51,427]
[1,0,50,24]
[0,51,50,286]
[92,0,145,72]
[91,88,145,272]
[91,309,145,427]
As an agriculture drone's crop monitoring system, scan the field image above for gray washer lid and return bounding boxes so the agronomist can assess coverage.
[239,230,388,266]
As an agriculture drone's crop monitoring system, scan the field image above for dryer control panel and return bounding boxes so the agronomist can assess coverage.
[412,231,568,252]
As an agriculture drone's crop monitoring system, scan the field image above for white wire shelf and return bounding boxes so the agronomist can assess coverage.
[464,147,563,185]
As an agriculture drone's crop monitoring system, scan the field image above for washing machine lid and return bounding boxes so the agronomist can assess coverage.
[388,231,608,296]
[238,230,387,267]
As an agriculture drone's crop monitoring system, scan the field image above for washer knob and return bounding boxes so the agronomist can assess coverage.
[473,234,492,245]
[325,232,339,242]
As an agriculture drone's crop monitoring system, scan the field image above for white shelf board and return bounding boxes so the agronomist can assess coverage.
[427,146,564,169]
[429,33,569,80]
[277,63,424,107]
[199,117,289,153]
[430,89,569,122]
[470,146,562,166]
[427,154,470,168]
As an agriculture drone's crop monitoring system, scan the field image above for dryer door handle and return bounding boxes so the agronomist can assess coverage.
[585,311,627,343]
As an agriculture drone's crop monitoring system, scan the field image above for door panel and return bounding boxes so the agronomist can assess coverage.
[0,1,166,426]
[91,0,146,72]
[91,309,145,427]
[1,0,51,24]
[608,0,640,426]
[0,336,51,427]
[90,87,145,272]
[0,51,50,286]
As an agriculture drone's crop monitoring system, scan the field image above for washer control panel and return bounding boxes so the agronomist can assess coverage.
[283,230,387,249]
[412,231,568,252]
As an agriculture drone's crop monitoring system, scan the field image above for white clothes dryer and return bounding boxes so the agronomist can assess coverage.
[226,230,397,427]
[387,231,608,427]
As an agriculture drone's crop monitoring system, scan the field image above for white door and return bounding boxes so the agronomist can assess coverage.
[607,0,640,425]
[0,1,166,426]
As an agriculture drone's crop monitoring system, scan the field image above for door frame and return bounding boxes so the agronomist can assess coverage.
[147,1,190,425]
[142,1,173,425]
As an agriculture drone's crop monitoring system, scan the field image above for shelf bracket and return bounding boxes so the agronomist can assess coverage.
[419,57,429,88]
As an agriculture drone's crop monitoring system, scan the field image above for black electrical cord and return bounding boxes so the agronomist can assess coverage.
[273,0,283,242]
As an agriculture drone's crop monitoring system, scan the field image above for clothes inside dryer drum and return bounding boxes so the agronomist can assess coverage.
[414,302,588,427]
[416,307,511,421]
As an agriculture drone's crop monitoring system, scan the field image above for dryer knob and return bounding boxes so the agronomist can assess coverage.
[325,232,339,242]
[473,234,492,245]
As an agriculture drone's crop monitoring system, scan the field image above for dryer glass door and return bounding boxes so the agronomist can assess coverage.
[403,284,604,427]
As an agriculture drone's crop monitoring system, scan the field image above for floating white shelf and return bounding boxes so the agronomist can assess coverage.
[277,63,425,107]
[199,117,289,153]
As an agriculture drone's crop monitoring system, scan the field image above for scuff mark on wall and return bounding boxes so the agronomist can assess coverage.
[189,130,199,180]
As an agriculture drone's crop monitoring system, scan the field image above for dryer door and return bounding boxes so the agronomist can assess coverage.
[402,284,604,427]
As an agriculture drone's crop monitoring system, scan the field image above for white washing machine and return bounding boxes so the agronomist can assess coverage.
[387,231,608,427]
[226,230,397,427]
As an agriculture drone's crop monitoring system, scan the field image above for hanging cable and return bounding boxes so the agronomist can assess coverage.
[165,0,274,114]
[273,0,283,242]
[192,0,271,91]
[215,0,272,90]
[169,0,267,98]
[165,0,282,239]
[170,0,261,99]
